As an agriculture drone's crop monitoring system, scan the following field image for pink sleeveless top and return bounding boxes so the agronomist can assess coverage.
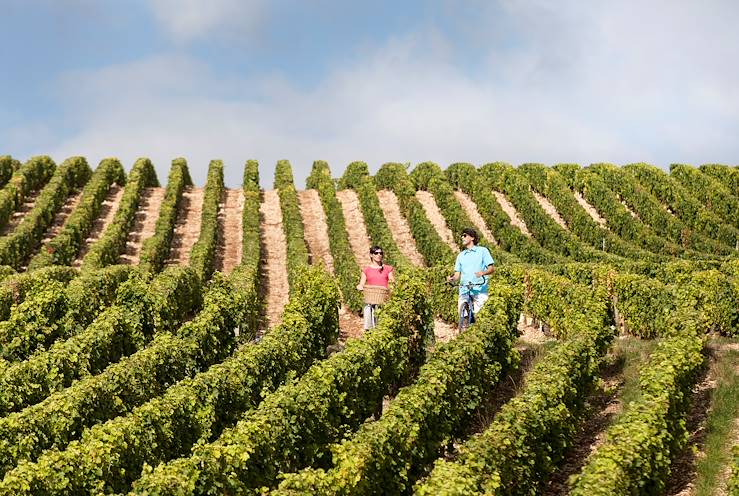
[363,265,394,287]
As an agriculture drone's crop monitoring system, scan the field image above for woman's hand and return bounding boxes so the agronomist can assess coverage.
[356,284,364,291]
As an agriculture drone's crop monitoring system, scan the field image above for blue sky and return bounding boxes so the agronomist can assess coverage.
[2,0,738,187]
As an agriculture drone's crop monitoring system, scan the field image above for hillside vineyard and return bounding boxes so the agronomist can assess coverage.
[0,155,737,495]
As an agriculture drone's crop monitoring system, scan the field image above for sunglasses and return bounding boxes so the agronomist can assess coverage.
[372,251,384,255]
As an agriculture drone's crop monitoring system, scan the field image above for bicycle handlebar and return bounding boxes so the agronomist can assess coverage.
[445,275,487,289]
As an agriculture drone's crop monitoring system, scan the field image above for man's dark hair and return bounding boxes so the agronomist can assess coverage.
[462,227,478,244]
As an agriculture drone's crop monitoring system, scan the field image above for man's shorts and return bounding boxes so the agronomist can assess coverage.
[457,292,488,316]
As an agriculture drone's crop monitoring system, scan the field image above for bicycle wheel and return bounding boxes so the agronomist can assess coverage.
[459,302,472,331]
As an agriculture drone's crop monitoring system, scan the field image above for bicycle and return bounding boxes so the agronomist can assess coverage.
[447,277,487,332]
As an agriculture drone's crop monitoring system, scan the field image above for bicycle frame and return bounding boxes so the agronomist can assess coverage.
[449,277,486,332]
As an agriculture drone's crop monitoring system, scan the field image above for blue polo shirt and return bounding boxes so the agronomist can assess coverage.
[454,245,494,295]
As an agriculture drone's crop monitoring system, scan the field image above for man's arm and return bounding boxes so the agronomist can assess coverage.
[475,264,495,278]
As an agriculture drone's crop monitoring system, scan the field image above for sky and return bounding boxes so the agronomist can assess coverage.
[1,0,738,188]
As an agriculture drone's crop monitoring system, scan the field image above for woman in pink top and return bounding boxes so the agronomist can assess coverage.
[356,245,395,329]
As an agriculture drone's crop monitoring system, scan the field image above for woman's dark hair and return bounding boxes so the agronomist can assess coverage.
[462,227,478,244]
[369,245,384,272]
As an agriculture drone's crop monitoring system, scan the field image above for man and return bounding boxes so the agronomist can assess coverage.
[447,227,495,320]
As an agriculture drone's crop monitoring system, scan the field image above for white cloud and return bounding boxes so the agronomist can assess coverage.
[9,2,739,187]
[146,0,266,43]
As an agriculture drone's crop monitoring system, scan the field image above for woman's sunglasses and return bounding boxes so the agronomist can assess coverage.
[372,251,384,255]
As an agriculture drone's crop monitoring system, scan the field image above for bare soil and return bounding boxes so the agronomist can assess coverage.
[166,187,204,266]
[454,191,498,245]
[298,189,334,272]
[73,185,124,267]
[120,187,165,265]
[259,190,290,330]
[517,313,555,347]
[617,195,640,220]
[533,191,569,230]
[1,190,41,236]
[336,189,371,266]
[376,190,425,266]
[39,190,83,244]
[215,188,244,275]
[415,191,458,252]
[574,192,608,228]
[493,191,531,236]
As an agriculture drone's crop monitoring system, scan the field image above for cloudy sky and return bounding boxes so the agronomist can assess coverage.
[2,0,738,187]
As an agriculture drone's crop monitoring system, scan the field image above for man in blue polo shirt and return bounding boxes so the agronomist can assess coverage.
[447,227,495,320]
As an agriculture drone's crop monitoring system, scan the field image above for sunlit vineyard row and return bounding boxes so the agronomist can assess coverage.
[0,154,736,495]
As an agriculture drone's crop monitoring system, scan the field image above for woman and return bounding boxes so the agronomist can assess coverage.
[356,245,395,330]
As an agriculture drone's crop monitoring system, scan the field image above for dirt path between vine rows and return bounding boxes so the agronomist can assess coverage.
[665,343,732,496]
[533,191,569,231]
[454,191,498,245]
[375,189,457,343]
[166,187,204,266]
[376,190,425,266]
[574,192,608,228]
[617,195,640,220]
[73,185,124,267]
[415,191,458,252]
[0,190,41,236]
[298,189,364,341]
[259,190,290,330]
[39,190,83,245]
[298,190,334,272]
[336,189,370,266]
[493,191,531,236]
[542,358,626,495]
[120,187,165,265]
[215,189,244,275]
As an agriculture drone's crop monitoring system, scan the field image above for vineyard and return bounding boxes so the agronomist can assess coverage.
[0,154,736,495]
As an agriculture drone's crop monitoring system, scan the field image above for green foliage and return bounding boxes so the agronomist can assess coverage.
[671,163,739,230]
[27,158,126,269]
[132,271,431,495]
[0,155,21,188]
[415,270,612,496]
[275,283,522,495]
[275,160,310,290]
[375,162,455,267]
[238,160,263,335]
[4,266,339,495]
[573,166,691,257]
[188,160,224,282]
[590,163,732,255]
[479,162,617,262]
[307,160,363,312]
[0,266,199,419]
[410,161,516,265]
[0,156,56,232]
[0,157,92,269]
[0,270,235,477]
[570,334,705,496]
[338,160,411,271]
[138,158,193,273]
[729,444,739,495]
[446,162,562,264]
[699,163,739,201]
[0,265,78,321]
[625,162,739,251]
[520,163,662,261]
[81,158,159,270]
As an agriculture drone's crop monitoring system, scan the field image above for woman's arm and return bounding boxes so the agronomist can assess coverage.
[356,271,367,291]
